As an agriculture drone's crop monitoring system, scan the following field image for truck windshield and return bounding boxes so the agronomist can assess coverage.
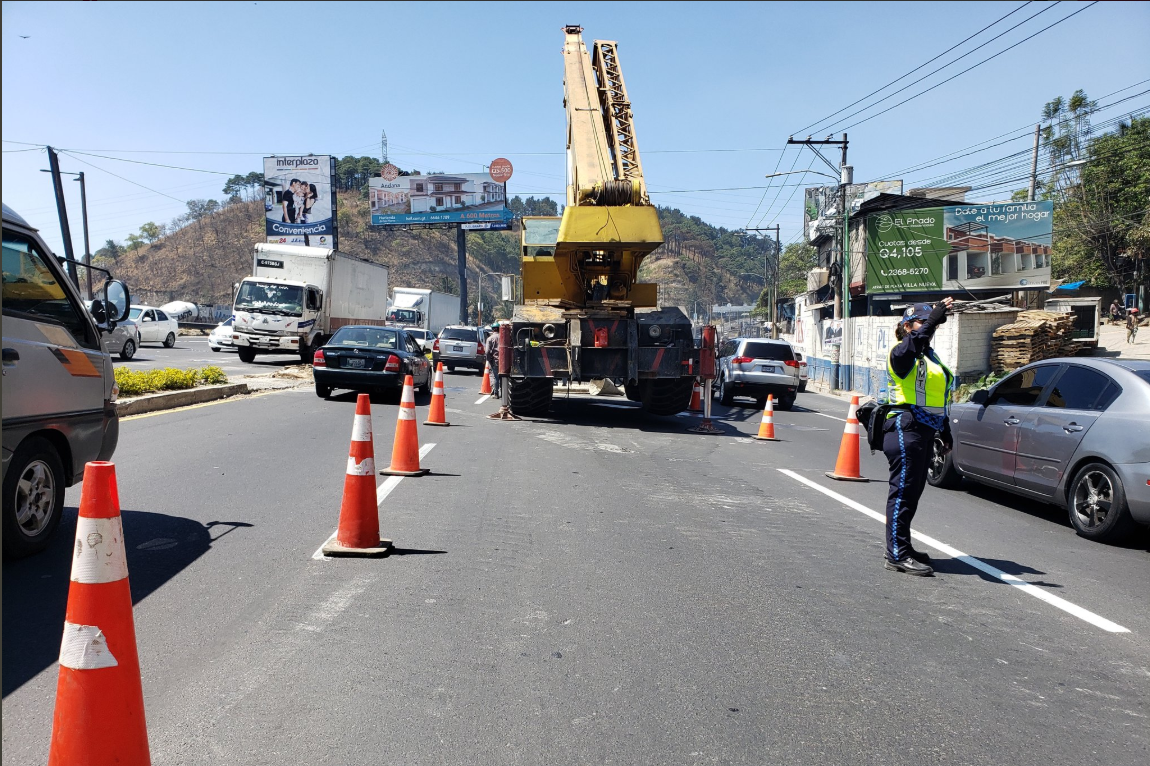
[387,308,419,324]
[235,281,303,317]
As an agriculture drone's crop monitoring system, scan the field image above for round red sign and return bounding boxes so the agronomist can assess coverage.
[489,158,513,183]
[380,163,400,181]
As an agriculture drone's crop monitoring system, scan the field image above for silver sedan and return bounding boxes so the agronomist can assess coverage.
[930,358,1150,543]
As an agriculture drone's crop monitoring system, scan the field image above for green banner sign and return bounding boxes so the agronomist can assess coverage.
[865,201,1053,293]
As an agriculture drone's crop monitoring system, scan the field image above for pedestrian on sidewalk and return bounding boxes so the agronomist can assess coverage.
[881,297,955,577]
[1127,309,1140,344]
[1109,300,1122,325]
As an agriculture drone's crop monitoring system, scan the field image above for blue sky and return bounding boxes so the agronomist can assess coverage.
[3,1,1148,256]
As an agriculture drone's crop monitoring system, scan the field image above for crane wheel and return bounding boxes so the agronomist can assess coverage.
[507,378,553,417]
[639,377,695,416]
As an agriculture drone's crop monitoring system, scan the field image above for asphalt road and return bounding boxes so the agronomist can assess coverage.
[116,333,304,376]
[3,376,1148,765]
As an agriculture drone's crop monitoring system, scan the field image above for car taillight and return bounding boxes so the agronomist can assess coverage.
[313,349,326,367]
[432,338,439,352]
[784,359,799,368]
[731,356,753,364]
[384,355,400,373]
[477,345,485,356]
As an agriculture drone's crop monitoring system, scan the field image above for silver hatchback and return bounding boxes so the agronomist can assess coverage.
[930,358,1150,543]
[715,337,800,410]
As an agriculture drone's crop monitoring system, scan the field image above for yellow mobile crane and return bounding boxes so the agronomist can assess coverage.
[504,26,709,416]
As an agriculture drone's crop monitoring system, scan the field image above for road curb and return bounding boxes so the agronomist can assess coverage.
[117,382,250,416]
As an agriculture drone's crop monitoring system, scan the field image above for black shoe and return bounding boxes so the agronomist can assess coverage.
[908,548,931,563]
[884,556,934,576]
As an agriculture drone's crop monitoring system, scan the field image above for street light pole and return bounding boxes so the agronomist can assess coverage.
[75,172,93,300]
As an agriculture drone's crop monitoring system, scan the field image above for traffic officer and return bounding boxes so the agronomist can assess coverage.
[882,297,954,576]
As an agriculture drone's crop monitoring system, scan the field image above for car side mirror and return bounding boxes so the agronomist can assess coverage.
[970,389,989,406]
[90,300,108,326]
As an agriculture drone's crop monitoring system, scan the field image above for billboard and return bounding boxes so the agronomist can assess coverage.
[804,181,903,242]
[865,200,1053,293]
[369,172,513,226]
[263,155,338,247]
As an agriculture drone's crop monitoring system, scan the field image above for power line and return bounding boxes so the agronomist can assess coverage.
[836,2,1098,133]
[793,0,1036,136]
[61,152,189,205]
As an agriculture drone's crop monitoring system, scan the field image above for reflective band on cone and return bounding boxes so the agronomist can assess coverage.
[49,461,151,766]
[425,362,450,426]
[324,393,391,557]
[382,375,430,476]
[826,394,869,482]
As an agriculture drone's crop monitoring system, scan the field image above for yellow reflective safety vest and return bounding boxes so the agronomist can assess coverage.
[887,348,953,419]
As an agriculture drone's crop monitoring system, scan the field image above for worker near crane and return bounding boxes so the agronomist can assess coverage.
[882,297,954,576]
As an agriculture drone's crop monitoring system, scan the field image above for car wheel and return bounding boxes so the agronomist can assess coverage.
[418,369,431,394]
[119,339,136,360]
[3,437,66,558]
[799,381,807,393]
[926,435,962,489]
[210,345,221,352]
[445,364,455,373]
[716,376,733,406]
[238,347,256,364]
[163,332,176,348]
[1067,463,1136,543]
[315,384,331,399]
[777,393,796,411]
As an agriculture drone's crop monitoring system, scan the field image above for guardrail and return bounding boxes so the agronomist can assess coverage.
[178,322,220,332]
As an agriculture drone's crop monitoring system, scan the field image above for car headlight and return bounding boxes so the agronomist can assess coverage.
[648,324,662,338]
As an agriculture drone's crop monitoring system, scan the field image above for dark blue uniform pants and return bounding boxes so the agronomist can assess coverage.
[882,412,933,561]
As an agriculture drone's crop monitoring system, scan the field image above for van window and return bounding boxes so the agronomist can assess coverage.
[2,231,96,349]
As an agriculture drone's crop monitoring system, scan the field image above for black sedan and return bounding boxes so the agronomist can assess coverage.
[312,325,432,400]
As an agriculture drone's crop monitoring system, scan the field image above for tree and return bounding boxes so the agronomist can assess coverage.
[1052,116,1150,301]
[777,242,817,298]
[185,199,220,221]
[139,221,162,243]
[95,238,122,261]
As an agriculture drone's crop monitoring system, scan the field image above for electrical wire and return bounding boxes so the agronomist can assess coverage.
[793,0,1037,136]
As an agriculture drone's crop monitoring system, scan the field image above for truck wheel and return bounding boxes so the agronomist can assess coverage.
[238,347,256,364]
[3,437,65,558]
[507,378,553,417]
[641,377,695,416]
[119,339,136,360]
[163,332,176,348]
[298,340,311,364]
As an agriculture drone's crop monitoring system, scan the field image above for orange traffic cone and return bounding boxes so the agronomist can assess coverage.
[48,461,151,766]
[478,361,493,395]
[753,395,780,441]
[825,395,870,482]
[688,379,703,413]
[381,375,430,477]
[424,362,450,426]
[323,394,391,556]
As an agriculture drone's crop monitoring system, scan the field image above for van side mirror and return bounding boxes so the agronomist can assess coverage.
[90,300,108,326]
[971,389,989,406]
[104,280,131,322]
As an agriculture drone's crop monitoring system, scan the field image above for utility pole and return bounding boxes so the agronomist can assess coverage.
[456,225,469,324]
[744,225,781,338]
[45,146,80,288]
[75,172,93,300]
[787,134,849,389]
[1028,123,1041,202]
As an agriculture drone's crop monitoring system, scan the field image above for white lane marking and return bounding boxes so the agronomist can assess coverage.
[312,443,437,560]
[591,403,640,409]
[475,394,491,405]
[296,574,371,632]
[777,468,1131,634]
[793,406,847,422]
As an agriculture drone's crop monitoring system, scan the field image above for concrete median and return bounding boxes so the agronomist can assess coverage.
[116,382,250,416]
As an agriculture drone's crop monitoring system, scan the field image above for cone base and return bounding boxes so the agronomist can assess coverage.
[752,436,781,441]
[824,471,869,482]
[487,408,522,421]
[424,420,451,427]
[689,421,723,435]
[380,467,430,477]
[322,538,393,557]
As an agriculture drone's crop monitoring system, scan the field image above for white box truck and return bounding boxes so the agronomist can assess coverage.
[386,288,460,336]
[232,243,388,363]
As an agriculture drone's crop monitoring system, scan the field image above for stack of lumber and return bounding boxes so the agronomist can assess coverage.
[989,310,1077,372]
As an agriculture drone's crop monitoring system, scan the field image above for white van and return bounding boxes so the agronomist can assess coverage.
[2,203,130,557]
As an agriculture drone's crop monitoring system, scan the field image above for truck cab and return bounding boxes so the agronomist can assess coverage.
[232,275,323,363]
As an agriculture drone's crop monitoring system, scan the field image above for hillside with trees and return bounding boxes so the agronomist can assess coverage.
[94,156,774,317]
